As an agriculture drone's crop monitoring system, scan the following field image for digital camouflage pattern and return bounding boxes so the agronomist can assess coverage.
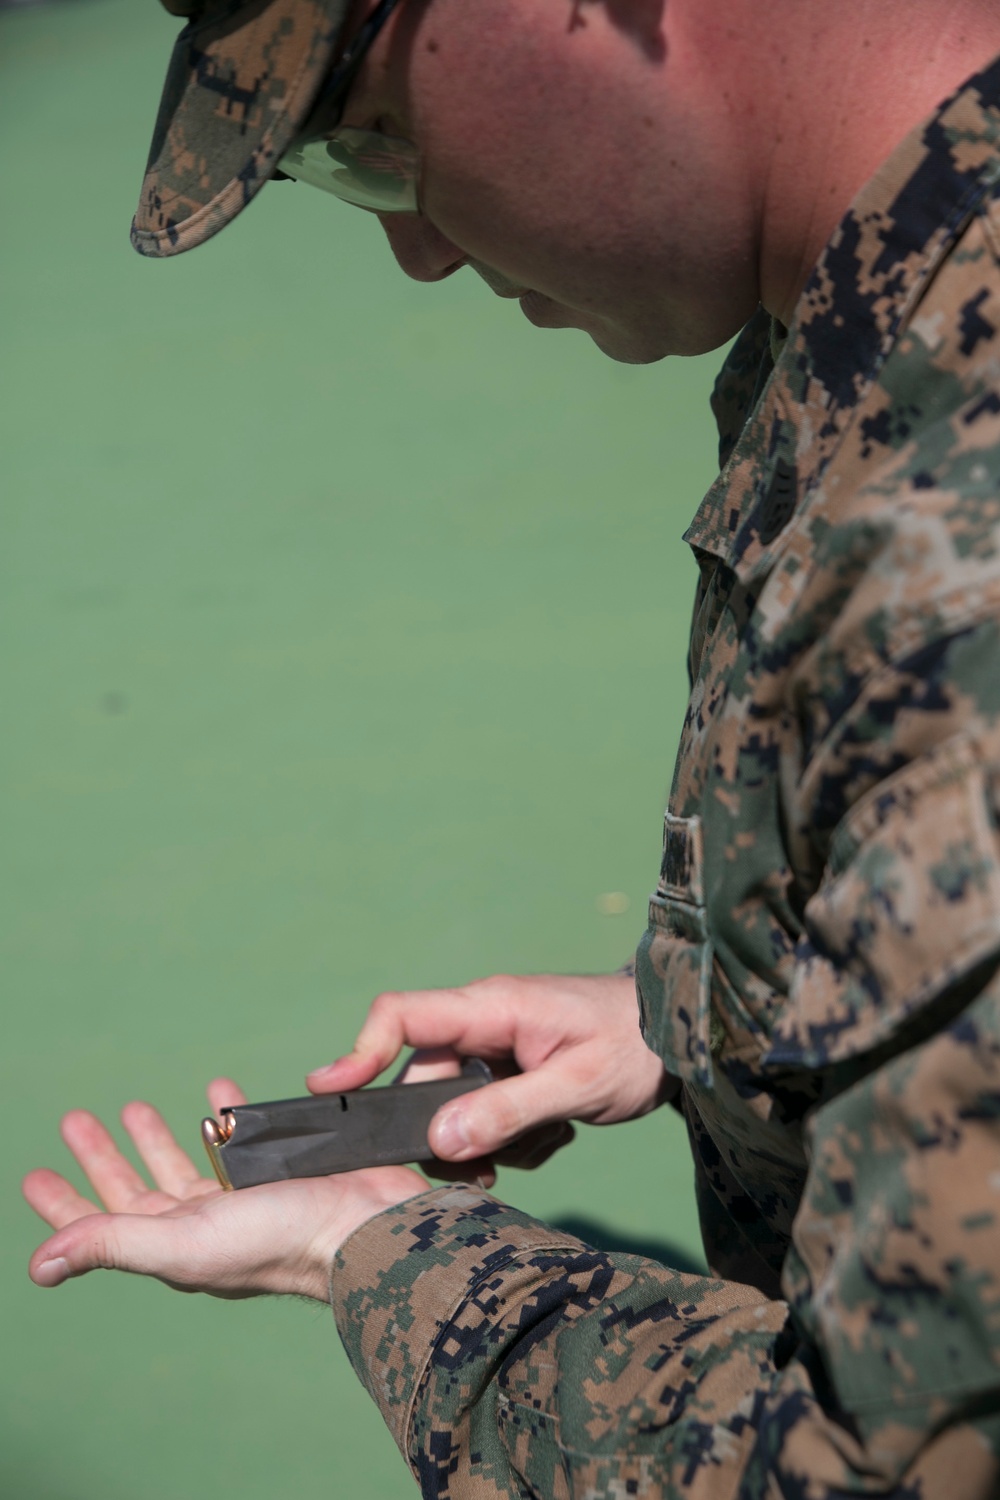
[332,58,1000,1498]
[132,0,349,258]
[334,1189,787,1497]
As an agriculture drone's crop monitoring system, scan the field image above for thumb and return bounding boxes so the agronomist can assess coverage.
[29,1211,196,1289]
[428,1067,582,1161]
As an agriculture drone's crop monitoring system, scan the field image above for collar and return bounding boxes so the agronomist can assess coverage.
[685,53,1000,577]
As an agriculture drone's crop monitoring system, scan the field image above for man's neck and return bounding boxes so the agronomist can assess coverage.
[740,1,1000,326]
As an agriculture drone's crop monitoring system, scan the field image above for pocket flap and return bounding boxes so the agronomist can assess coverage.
[636,814,714,1087]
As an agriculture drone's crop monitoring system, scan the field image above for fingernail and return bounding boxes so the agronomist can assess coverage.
[35,1257,70,1287]
[307,1057,346,1081]
[434,1109,472,1159]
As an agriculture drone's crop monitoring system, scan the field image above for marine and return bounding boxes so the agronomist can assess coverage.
[24,1,1000,1494]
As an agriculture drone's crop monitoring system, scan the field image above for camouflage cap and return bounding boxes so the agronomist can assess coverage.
[132,0,351,258]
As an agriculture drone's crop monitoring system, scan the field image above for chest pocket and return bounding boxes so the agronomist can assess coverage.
[636,812,715,1087]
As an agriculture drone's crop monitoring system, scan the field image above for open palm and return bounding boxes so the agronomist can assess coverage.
[23,1079,427,1302]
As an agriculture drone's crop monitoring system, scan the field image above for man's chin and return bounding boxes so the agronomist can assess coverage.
[468,261,673,360]
[517,290,571,328]
[519,293,670,364]
[586,330,672,365]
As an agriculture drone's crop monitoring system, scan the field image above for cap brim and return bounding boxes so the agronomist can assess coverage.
[132,0,351,259]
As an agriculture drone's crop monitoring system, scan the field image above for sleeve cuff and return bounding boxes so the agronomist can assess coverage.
[330,1185,590,1459]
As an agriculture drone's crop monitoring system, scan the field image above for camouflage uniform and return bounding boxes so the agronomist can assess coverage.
[332,60,1000,1498]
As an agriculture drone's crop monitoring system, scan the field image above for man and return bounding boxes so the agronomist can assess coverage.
[24,0,1000,1494]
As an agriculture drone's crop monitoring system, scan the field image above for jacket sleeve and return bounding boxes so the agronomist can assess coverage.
[747,621,1000,1493]
[331,1187,788,1498]
[756,972,1000,1493]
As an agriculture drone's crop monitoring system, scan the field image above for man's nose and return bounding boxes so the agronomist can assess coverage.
[377,214,467,282]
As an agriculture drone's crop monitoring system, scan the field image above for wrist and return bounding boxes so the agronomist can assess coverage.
[306,1166,429,1302]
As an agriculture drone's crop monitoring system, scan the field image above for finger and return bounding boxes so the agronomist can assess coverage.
[59,1110,158,1212]
[206,1078,248,1116]
[493,1121,576,1171]
[424,1154,497,1190]
[307,985,520,1091]
[22,1168,102,1230]
[29,1210,193,1290]
[428,1068,582,1161]
[392,1047,463,1085]
[120,1101,208,1199]
[392,1050,519,1086]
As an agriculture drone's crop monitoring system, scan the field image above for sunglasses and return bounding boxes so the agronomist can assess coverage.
[276,0,420,214]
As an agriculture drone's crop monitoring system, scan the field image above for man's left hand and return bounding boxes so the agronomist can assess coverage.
[23,1080,427,1302]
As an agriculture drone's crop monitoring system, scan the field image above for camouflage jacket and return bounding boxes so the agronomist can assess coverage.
[331,60,1000,1498]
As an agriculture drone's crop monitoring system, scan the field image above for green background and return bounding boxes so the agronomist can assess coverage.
[1,3,722,1495]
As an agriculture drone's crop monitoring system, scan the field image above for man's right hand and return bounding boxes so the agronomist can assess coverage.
[306,973,679,1181]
